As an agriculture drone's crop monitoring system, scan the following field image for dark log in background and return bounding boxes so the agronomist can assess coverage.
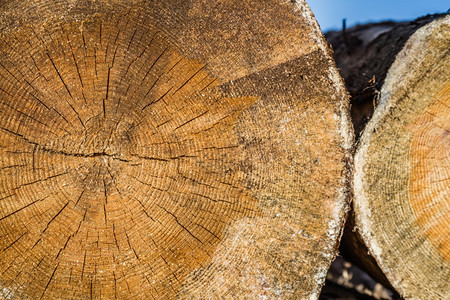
[326,14,447,137]
[320,13,448,300]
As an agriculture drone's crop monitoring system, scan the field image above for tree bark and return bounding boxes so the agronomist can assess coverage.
[326,14,447,137]
[329,14,449,299]
[0,0,353,298]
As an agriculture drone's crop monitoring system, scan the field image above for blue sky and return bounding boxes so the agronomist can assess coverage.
[307,0,449,32]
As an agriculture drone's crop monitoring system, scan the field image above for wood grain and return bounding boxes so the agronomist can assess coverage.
[0,0,353,298]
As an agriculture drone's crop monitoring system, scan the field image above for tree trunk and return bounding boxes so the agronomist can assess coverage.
[0,0,353,298]
[329,14,449,299]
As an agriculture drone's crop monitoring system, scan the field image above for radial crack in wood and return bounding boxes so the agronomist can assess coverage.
[0,0,352,298]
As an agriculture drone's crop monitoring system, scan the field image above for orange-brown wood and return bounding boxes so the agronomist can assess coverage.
[0,0,353,298]
[353,15,450,299]
[410,83,450,261]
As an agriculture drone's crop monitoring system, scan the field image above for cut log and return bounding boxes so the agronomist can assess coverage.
[0,0,353,298]
[326,14,449,297]
[341,15,449,299]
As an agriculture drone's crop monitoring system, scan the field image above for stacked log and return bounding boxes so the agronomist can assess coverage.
[328,14,449,299]
[0,0,353,298]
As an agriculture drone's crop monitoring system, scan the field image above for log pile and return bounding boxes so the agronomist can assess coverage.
[0,0,448,298]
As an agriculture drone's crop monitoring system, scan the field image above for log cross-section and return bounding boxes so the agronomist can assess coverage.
[0,0,353,298]
[353,15,450,299]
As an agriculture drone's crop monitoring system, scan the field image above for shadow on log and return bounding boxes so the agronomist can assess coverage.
[326,14,447,137]
[326,13,449,300]
[0,0,353,298]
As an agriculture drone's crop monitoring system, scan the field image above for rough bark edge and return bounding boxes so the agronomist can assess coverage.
[296,1,355,298]
[0,0,355,298]
[353,15,450,298]
[339,208,400,298]
[326,13,448,137]
[327,13,448,298]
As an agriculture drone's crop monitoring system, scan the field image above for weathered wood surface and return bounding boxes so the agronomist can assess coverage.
[0,0,352,298]
[348,15,449,299]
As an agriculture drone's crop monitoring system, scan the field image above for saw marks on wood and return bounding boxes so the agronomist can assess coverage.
[410,83,450,261]
[0,0,353,298]
[0,16,259,299]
